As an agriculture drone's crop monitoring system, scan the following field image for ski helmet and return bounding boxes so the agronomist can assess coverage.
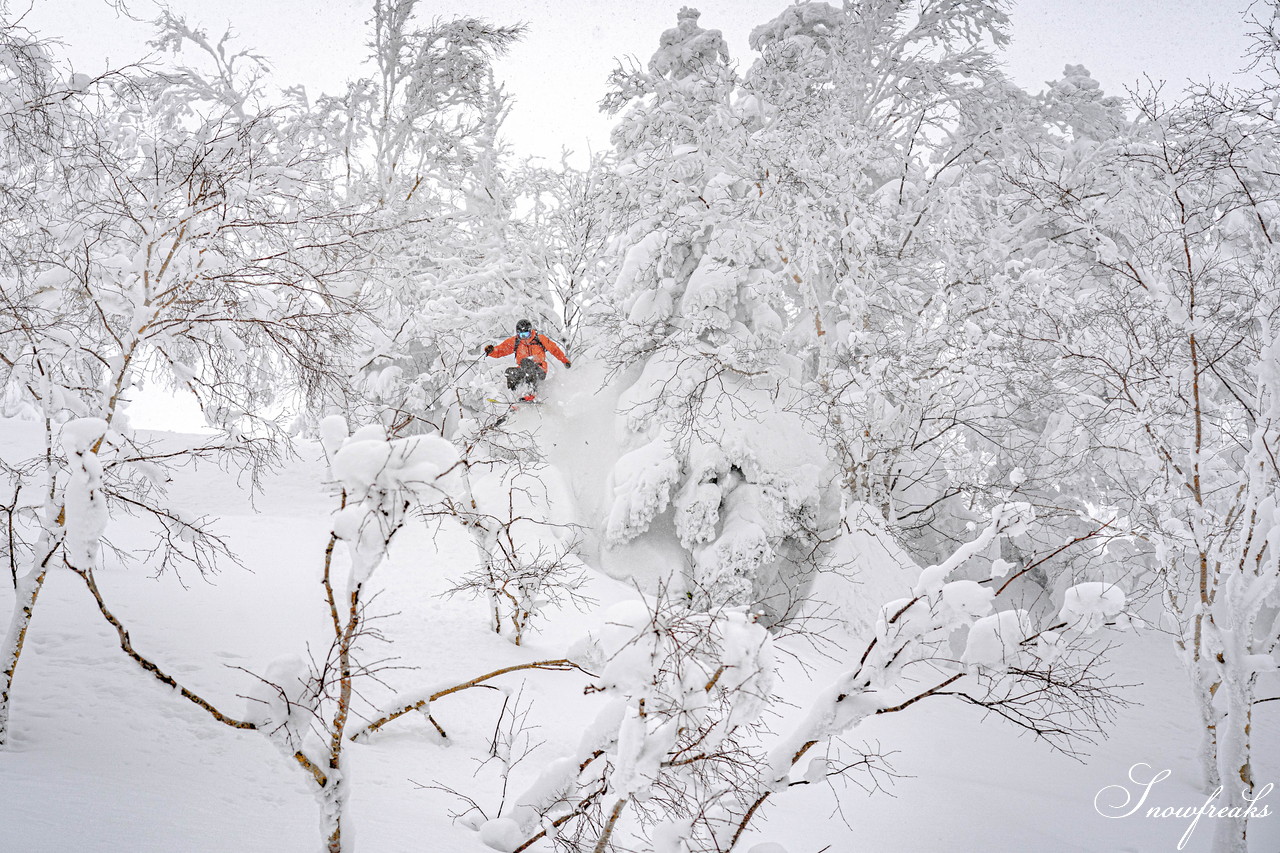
[516,318,533,335]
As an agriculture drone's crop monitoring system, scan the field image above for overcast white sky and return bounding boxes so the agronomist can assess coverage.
[17,0,1259,161]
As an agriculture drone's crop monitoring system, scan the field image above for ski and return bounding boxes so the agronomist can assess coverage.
[486,397,541,406]
[486,397,542,426]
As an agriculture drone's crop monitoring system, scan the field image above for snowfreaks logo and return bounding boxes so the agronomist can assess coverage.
[1094,763,1274,850]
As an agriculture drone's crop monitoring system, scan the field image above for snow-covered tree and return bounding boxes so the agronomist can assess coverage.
[429,506,1129,853]
[242,418,460,853]
[0,8,71,605]
[993,54,1280,852]
[510,153,617,352]
[0,19,367,744]
[741,0,1024,563]
[601,8,834,615]
[292,1,565,435]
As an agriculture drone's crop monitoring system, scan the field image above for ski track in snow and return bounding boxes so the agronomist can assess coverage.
[1,397,1278,852]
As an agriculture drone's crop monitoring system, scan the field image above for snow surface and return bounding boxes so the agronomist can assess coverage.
[2,384,1279,852]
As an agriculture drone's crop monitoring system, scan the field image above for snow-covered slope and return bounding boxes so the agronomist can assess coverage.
[2,398,1278,852]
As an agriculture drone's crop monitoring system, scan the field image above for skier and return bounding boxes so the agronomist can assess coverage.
[483,319,571,402]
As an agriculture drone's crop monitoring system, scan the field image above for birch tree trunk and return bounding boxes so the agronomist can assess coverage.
[0,522,60,745]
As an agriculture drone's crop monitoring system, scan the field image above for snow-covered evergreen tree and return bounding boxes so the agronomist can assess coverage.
[601,8,833,615]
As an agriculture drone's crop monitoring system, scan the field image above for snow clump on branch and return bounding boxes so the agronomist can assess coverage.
[321,415,459,584]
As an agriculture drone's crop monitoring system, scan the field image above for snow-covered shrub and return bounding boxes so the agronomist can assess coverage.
[444,538,591,647]
[433,414,594,645]
[751,504,1130,846]
[484,591,777,853]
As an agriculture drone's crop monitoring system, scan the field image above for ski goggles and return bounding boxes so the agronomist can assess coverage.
[518,330,531,338]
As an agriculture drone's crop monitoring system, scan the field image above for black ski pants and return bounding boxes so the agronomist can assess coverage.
[505,357,546,392]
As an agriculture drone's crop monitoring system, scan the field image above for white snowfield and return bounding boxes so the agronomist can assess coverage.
[1,374,1276,853]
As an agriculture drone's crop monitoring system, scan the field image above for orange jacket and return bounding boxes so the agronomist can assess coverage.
[488,329,569,371]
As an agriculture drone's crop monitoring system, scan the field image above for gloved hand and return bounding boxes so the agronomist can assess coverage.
[564,360,572,369]
[484,344,494,355]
